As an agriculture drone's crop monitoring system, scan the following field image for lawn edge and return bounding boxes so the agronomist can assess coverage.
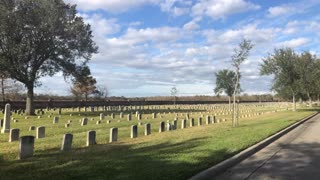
[189,112,319,180]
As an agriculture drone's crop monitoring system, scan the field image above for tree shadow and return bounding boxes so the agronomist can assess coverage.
[217,142,320,180]
[0,137,230,180]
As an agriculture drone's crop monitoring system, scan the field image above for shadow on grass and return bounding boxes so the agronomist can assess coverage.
[0,137,230,180]
[216,142,320,180]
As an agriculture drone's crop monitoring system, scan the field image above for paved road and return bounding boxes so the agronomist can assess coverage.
[216,113,320,180]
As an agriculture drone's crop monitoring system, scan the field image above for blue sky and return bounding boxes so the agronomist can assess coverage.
[37,0,320,97]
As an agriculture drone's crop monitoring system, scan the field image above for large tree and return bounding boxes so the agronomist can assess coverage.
[0,0,98,115]
[296,51,318,107]
[214,69,237,110]
[231,39,253,127]
[260,48,300,111]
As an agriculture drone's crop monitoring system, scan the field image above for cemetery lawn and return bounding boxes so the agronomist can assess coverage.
[0,108,317,180]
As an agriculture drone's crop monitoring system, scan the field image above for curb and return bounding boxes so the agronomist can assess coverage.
[189,112,319,180]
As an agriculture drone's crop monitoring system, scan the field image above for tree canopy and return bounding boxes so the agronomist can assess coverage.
[70,65,97,101]
[260,48,320,110]
[214,69,237,97]
[0,0,98,114]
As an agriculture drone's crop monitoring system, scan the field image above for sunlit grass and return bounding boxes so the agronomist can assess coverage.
[0,103,316,179]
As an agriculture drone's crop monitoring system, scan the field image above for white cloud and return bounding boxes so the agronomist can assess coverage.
[183,20,200,30]
[277,38,309,48]
[81,14,120,39]
[122,27,183,44]
[159,0,191,16]
[192,0,260,20]
[268,6,294,17]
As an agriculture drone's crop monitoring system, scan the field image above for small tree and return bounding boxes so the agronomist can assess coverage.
[70,66,97,101]
[0,0,98,115]
[231,39,253,127]
[260,48,300,111]
[94,85,109,100]
[171,86,178,104]
[214,69,236,110]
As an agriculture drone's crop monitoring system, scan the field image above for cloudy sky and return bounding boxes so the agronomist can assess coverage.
[36,0,320,97]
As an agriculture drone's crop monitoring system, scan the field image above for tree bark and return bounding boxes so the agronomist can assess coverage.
[26,85,35,115]
[292,94,296,112]
[228,96,231,111]
[307,93,312,107]
[1,77,5,102]
[233,93,236,127]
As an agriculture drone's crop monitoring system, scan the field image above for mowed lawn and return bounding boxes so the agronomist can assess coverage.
[0,107,316,180]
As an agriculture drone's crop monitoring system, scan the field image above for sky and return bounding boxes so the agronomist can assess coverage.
[36,0,320,97]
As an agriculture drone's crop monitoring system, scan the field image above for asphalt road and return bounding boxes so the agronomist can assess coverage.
[216,113,320,180]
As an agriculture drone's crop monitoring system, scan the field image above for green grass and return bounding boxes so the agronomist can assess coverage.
[0,104,317,179]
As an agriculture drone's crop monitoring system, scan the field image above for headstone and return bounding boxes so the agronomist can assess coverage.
[172,120,177,130]
[152,113,156,119]
[53,116,59,124]
[100,113,105,120]
[206,115,211,125]
[1,104,10,133]
[61,133,73,151]
[159,122,165,132]
[65,123,70,128]
[18,136,35,159]
[36,126,45,139]
[96,120,101,124]
[190,118,195,127]
[166,122,171,131]
[81,118,88,126]
[9,128,19,142]
[127,114,132,121]
[111,113,115,119]
[213,116,217,123]
[145,123,151,136]
[198,117,202,126]
[131,125,138,138]
[29,126,36,131]
[107,120,111,124]
[120,112,123,118]
[138,113,142,120]
[181,119,187,129]
[87,130,96,146]
[109,127,118,142]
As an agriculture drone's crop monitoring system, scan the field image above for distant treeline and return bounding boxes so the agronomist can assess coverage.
[0,94,280,109]
[1,93,278,102]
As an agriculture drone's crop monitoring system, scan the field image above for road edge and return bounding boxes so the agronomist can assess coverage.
[189,112,319,180]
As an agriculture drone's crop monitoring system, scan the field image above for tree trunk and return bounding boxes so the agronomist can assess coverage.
[307,93,312,107]
[292,94,296,112]
[26,85,35,115]
[1,77,5,102]
[232,93,236,127]
[228,96,231,111]
[236,100,239,126]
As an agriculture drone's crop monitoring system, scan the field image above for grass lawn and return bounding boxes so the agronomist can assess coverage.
[0,105,317,179]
